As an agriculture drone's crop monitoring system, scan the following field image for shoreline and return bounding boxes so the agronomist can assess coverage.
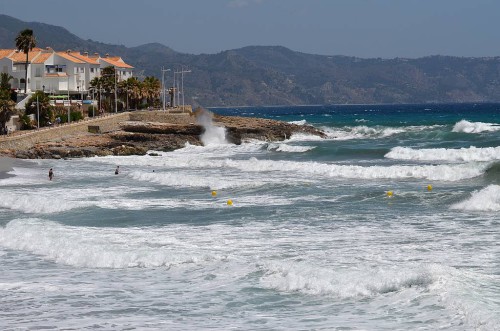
[0,156,32,179]
[0,110,327,160]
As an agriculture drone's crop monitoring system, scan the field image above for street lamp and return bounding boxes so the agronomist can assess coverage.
[161,67,171,111]
[36,95,40,129]
[114,71,118,113]
[175,67,191,111]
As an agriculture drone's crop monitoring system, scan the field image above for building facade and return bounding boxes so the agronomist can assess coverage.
[0,47,134,100]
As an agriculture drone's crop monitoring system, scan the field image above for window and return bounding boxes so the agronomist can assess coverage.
[90,68,94,73]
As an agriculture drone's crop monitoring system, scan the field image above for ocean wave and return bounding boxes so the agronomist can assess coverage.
[288,119,307,125]
[0,219,229,268]
[223,159,489,181]
[323,125,442,140]
[452,120,500,133]
[450,185,500,211]
[259,261,433,298]
[385,146,500,162]
[0,186,153,214]
[267,143,315,153]
[287,133,325,142]
[127,170,277,189]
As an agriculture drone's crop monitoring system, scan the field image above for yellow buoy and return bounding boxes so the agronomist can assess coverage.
[227,199,233,206]
[427,184,433,191]
[386,191,393,197]
[211,190,217,197]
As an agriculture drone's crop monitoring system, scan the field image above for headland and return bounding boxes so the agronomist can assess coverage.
[0,109,326,159]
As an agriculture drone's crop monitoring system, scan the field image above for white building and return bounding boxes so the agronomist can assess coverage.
[0,47,134,105]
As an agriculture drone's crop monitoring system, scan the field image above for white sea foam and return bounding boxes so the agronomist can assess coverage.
[451,185,500,211]
[386,146,500,162]
[288,119,307,125]
[0,186,153,214]
[0,219,229,268]
[222,158,488,181]
[198,110,229,145]
[452,120,500,133]
[267,143,315,153]
[287,133,325,142]
[0,167,51,186]
[260,261,433,298]
[323,125,441,140]
[127,169,273,190]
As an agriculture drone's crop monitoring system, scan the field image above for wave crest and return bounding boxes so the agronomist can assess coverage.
[451,185,500,211]
[452,120,500,133]
[385,146,500,162]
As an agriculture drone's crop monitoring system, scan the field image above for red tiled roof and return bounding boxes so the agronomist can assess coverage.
[32,52,53,64]
[56,52,86,64]
[8,49,42,63]
[100,57,134,69]
[0,49,16,60]
[68,52,100,65]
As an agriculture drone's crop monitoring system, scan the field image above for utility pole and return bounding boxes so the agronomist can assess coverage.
[114,70,118,113]
[175,67,191,110]
[161,67,171,111]
[36,95,39,129]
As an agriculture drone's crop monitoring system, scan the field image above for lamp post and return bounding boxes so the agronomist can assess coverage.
[114,71,118,113]
[36,95,40,129]
[161,67,171,111]
[175,67,191,111]
[67,75,70,124]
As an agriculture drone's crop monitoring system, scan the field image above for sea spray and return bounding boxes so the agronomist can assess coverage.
[197,110,229,145]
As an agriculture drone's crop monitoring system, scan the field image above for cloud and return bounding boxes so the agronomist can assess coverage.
[227,0,263,8]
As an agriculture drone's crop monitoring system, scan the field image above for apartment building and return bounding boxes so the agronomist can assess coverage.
[0,47,134,98]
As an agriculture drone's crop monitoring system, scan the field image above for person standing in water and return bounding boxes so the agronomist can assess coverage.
[115,166,119,175]
[48,168,54,180]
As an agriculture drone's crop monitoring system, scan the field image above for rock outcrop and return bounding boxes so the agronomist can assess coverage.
[3,110,326,159]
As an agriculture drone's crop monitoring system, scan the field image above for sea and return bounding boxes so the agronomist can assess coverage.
[0,103,499,330]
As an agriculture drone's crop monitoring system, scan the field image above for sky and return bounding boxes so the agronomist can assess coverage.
[1,0,500,58]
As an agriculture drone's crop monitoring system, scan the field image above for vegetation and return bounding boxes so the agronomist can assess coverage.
[15,29,36,94]
[25,91,53,127]
[90,68,161,112]
[0,73,16,133]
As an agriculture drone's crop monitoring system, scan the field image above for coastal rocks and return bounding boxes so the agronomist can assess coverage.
[1,111,327,159]
[213,114,327,144]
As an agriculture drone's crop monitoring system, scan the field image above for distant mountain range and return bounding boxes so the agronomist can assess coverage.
[2,14,500,107]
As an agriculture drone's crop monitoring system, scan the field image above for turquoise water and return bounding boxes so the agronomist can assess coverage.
[0,103,499,330]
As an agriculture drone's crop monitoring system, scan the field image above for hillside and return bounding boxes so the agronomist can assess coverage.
[2,14,500,106]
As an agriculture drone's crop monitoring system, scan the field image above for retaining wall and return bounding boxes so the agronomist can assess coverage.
[0,108,193,150]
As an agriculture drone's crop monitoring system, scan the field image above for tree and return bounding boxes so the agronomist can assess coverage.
[119,77,142,110]
[25,91,53,127]
[15,29,37,94]
[0,73,14,91]
[142,76,161,107]
[0,90,16,133]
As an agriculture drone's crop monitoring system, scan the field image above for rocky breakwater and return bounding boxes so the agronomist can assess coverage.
[4,110,326,159]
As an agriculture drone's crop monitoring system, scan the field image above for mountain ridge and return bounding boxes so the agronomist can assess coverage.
[2,14,500,107]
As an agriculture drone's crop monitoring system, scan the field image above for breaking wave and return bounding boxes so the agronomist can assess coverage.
[451,185,500,211]
[452,120,500,133]
[385,146,500,162]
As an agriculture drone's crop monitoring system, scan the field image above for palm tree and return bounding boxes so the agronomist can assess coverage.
[15,29,37,94]
[120,77,142,110]
[142,76,161,107]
